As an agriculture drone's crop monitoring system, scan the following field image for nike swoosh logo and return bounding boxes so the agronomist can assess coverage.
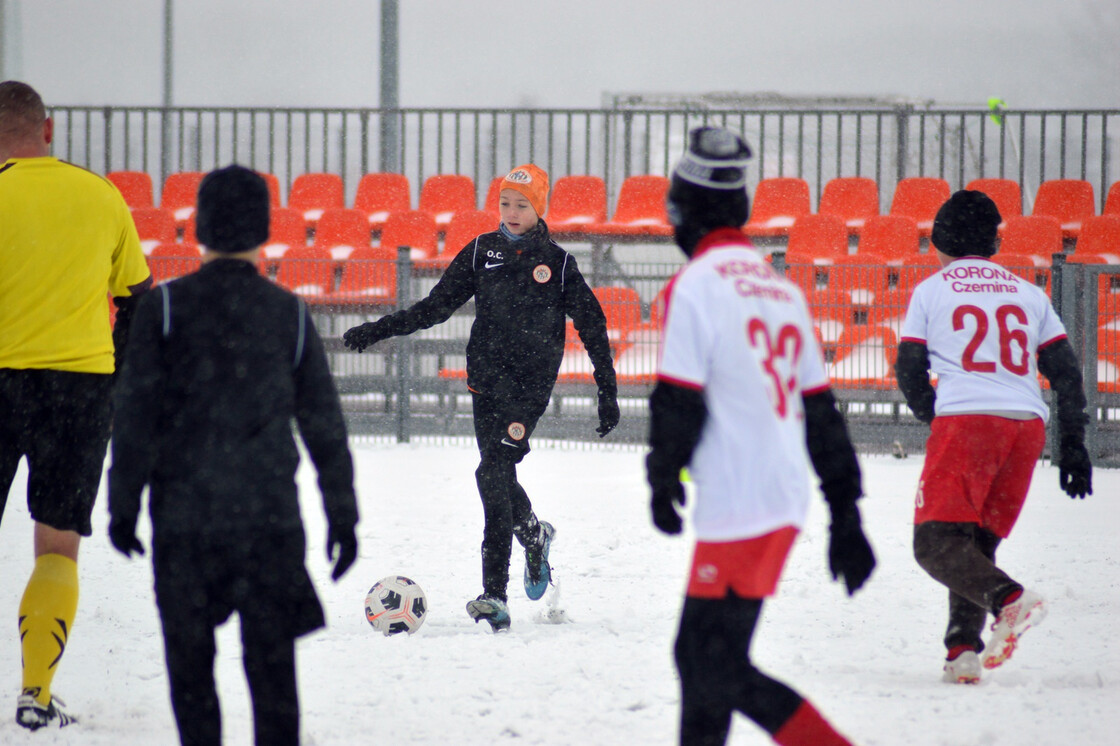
[485,262,504,269]
[501,438,520,447]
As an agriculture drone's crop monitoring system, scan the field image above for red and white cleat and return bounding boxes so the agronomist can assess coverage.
[982,590,1047,670]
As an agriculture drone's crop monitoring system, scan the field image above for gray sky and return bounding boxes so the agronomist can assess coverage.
[6,0,1120,109]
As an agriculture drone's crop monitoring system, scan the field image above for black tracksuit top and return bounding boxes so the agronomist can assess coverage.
[109,259,358,540]
[374,220,616,404]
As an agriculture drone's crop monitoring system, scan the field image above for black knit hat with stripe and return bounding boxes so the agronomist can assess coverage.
[667,127,753,255]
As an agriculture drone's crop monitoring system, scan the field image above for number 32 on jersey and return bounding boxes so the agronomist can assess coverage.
[746,318,802,419]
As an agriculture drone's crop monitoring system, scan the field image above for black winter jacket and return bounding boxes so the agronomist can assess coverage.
[370,221,616,404]
[109,259,358,540]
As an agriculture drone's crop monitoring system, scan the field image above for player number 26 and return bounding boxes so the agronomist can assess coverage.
[952,303,1030,375]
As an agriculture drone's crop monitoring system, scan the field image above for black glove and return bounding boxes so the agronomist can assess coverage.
[342,321,388,353]
[327,524,358,581]
[650,479,686,535]
[827,500,875,595]
[108,515,145,558]
[597,386,620,437]
[1059,438,1092,499]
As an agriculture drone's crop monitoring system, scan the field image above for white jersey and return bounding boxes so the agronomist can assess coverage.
[899,256,1068,421]
[658,229,830,542]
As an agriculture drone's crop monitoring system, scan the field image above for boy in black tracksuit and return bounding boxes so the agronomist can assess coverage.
[108,166,359,745]
[344,164,619,631]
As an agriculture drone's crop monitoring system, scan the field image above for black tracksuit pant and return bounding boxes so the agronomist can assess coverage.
[674,594,804,744]
[913,520,1023,653]
[153,531,325,745]
[471,392,548,601]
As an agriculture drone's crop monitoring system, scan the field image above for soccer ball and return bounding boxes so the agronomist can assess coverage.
[365,575,428,636]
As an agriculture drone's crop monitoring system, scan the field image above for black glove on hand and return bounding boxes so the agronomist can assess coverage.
[1059,438,1092,499]
[342,321,387,353]
[597,386,620,437]
[108,515,145,558]
[650,480,686,535]
[827,500,875,596]
[327,524,358,581]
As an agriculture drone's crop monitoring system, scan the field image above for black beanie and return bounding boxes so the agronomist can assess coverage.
[195,165,270,253]
[667,127,752,255]
[931,189,1002,258]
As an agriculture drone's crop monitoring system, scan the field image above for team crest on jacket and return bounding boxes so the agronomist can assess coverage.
[532,265,551,283]
[507,422,526,440]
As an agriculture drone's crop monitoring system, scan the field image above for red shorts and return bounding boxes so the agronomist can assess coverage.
[685,526,799,599]
[915,414,1046,538]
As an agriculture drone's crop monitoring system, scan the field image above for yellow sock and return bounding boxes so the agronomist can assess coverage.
[18,554,79,707]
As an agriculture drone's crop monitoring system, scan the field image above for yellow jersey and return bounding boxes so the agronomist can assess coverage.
[0,157,150,373]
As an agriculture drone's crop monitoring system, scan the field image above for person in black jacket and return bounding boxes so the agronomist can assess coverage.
[344,163,619,632]
[108,165,359,746]
[647,128,874,746]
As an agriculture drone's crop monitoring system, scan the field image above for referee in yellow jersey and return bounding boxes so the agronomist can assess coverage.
[0,81,152,731]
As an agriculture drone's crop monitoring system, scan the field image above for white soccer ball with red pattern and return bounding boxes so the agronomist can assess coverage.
[365,576,427,636]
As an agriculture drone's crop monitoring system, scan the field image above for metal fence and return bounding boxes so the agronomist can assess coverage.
[56,102,1120,461]
[49,103,1118,215]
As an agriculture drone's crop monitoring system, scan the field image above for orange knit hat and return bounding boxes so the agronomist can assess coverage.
[500,164,549,218]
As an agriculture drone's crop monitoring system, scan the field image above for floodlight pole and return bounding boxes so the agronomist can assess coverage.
[380,0,400,173]
[160,0,174,182]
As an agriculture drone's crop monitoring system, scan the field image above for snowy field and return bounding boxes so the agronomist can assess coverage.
[1,439,1117,745]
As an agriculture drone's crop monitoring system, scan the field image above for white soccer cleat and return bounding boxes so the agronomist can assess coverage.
[16,692,76,730]
[982,589,1047,670]
[942,650,981,684]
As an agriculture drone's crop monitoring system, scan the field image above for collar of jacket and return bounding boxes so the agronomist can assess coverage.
[691,227,751,259]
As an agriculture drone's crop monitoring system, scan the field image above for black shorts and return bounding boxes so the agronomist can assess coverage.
[0,368,112,536]
[471,392,549,463]
[152,529,325,642]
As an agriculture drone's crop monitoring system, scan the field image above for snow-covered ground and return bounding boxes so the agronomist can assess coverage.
[1,439,1117,745]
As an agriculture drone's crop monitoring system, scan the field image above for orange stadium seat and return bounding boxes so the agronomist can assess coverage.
[866,288,913,331]
[856,215,920,261]
[596,175,672,237]
[147,242,201,284]
[428,210,498,268]
[312,208,372,261]
[818,177,880,234]
[419,174,477,227]
[829,324,898,388]
[965,178,1022,227]
[131,207,177,254]
[160,171,205,228]
[1105,181,1120,216]
[354,173,412,232]
[261,207,308,260]
[275,245,335,298]
[744,177,811,238]
[1072,215,1120,263]
[786,214,849,261]
[893,253,942,294]
[483,176,504,216]
[998,215,1063,262]
[378,209,439,261]
[783,214,850,294]
[889,177,950,237]
[992,253,1050,291]
[289,173,345,230]
[547,175,608,234]
[826,254,890,306]
[332,247,397,306]
[108,170,154,209]
[1032,179,1096,239]
[593,286,643,343]
[258,172,282,208]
